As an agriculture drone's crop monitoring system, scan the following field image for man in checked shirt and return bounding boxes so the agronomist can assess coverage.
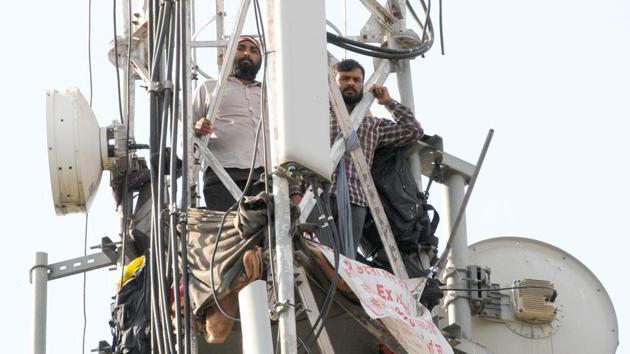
[295,59,423,258]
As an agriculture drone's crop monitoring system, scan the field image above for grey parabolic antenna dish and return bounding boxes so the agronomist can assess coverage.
[46,88,103,215]
[468,237,618,354]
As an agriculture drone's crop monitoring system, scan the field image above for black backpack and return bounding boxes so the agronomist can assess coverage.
[361,145,440,268]
[109,256,151,354]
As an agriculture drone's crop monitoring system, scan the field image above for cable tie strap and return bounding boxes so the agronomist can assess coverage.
[269,301,301,321]
[148,81,163,93]
[178,211,187,224]
[163,80,174,91]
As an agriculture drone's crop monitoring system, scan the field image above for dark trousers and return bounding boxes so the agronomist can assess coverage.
[308,195,367,259]
[203,167,265,211]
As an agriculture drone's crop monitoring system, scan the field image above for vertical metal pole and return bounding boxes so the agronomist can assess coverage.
[391,0,413,110]
[391,1,431,270]
[265,0,302,351]
[118,0,136,263]
[186,0,198,208]
[443,173,472,339]
[182,0,194,352]
[215,0,225,69]
[31,252,48,354]
[122,0,135,140]
[390,5,424,194]
[272,176,297,354]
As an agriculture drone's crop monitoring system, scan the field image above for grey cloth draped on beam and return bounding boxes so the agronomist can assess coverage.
[184,192,300,318]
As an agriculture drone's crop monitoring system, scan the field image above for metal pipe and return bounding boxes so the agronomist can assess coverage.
[122,0,135,140]
[443,173,472,339]
[215,0,225,69]
[204,0,251,126]
[239,280,274,354]
[31,252,48,354]
[265,0,304,348]
[169,4,183,350]
[433,129,494,275]
[192,137,243,200]
[272,177,297,354]
[180,0,193,351]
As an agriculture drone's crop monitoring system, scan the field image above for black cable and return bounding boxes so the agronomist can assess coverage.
[406,0,424,30]
[419,0,432,45]
[406,0,434,44]
[327,32,428,56]
[302,186,340,347]
[149,241,166,354]
[82,2,93,353]
[157,81,177,354]
[154,101,174,353]
[209,109,266,322]
[327,36,427,60]
[442,285,557,293]
[150,2,173,81]
[310,189,341,343]
[118,0,133,303]
[148,2,177,351]
[439,0,445,55]
[146,2,164,351]
[297,334,313,354]
[178,0,193,352]
[253,0,279,304]
[326,0,436,60]
[168,1,184,351]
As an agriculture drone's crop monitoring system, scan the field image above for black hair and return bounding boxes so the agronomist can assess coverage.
[335,59,365,82]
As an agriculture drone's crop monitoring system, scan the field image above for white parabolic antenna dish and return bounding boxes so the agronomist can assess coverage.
[46,88,105,215]
[468,237,618,354]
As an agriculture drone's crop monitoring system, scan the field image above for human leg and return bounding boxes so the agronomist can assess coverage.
[202,167,264,211]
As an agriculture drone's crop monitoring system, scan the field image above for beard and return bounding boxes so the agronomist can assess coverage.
[341,87,363,105]
[233,57,261,81]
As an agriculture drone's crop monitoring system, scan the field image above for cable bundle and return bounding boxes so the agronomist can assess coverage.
[326,0,435,59]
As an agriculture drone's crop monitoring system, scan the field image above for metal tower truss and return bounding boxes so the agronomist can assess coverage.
[32,1,498,354]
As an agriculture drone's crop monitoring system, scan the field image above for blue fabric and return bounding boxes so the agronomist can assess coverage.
[335,159,354,258]
[345,131,360,151]
[333,131,360,259]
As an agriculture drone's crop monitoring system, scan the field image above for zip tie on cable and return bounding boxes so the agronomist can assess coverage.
[148,80,173,93]
[178,211,187,224]
[269,301,303,321]
[148,81,163,93]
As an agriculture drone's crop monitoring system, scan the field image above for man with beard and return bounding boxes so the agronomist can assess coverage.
[306,59,424,258]
[192,36,268,211]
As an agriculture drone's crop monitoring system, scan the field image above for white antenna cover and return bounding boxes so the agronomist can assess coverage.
[46,88,105,215]
[468,237,618,354]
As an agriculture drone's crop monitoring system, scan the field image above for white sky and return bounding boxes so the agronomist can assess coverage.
[1,0,628,353]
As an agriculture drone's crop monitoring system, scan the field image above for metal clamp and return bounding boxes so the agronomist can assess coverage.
[269,301,303,321]
[148,81,163,93]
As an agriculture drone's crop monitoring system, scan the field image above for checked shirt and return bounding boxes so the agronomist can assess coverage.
[329,100,423,207]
